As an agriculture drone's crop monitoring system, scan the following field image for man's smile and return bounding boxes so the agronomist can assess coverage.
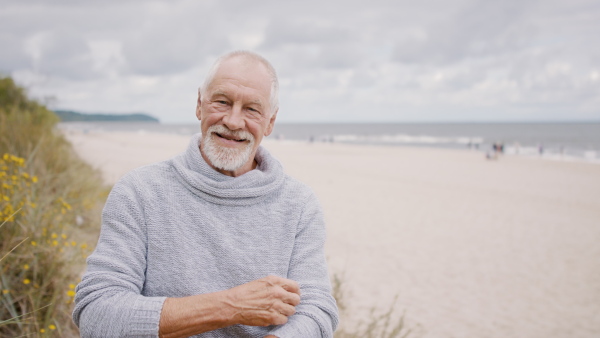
[214,132,247,143]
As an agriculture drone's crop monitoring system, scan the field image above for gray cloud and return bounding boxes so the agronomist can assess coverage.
[0,33,30,71]
[121,2,231,76]
[393,0,537,65]
[35,31,97,80]
[1,0,598,122]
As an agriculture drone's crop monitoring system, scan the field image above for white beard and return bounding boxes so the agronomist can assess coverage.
[201,125,256,171]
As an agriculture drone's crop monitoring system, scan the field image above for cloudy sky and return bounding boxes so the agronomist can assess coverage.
[1,0,599,123]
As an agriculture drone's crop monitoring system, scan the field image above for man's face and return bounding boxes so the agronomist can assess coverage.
[197,56,277,176]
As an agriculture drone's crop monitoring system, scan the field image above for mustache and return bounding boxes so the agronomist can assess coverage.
[207,125,254,142]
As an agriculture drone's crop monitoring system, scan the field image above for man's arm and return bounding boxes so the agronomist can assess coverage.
[266,190,340,337]
[158,275,300,338]
[73,177,165,337]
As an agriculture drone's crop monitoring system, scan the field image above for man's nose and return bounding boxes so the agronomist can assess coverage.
[223,104,245,130]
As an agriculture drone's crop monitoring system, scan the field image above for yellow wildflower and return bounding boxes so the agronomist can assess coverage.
[61,234,67,239]
[67,290,76,297]
[71,241,77,246]
[51,233,58,239]
[80,243,88,249]
[40,329,45,333]
[31,241,37,246]
[21,172,29,179]
[23,279,31,285]
[52,240,58,246]
[69,284,76,289]
[23,264,29,270]
[2,195,8,201]
[2,289,8,294]
[32,176,38,183]
[49,324,56,330]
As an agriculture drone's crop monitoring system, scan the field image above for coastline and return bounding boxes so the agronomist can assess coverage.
[63,129,600,338]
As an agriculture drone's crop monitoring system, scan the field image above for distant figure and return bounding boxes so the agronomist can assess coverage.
[539,144,544,155]
[491,142,503,160]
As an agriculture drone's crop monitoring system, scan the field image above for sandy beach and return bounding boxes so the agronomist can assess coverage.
[64,129,600,338]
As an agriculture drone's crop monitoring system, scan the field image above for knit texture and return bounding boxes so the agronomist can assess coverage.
[73,133,339,337]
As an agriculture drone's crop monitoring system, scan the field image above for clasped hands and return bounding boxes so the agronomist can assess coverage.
[225,275,301,327]
[159,275,301,338]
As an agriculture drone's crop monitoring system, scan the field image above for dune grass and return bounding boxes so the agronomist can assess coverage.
[0,76,106,336]
[331,272,416,338]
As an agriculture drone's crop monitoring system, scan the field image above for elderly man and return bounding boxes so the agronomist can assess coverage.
[73,51,339,337]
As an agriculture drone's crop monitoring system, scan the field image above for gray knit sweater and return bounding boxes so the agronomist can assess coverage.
[73,133,339,337]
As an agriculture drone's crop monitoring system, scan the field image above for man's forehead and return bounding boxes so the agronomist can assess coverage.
[208,58,272,97]
[215,58,270,81]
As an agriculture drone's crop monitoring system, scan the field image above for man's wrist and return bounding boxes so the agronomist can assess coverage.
[159,292,233,338]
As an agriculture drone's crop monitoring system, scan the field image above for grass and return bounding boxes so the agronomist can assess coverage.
[0,76,106,336]
[332,272,417,338]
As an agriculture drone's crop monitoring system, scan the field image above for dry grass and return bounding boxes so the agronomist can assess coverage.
[332,272,417,338]
[0,76,106,336]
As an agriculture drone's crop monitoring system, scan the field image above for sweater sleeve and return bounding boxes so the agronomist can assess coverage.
[269,191,339,338]
[73,175,166,337]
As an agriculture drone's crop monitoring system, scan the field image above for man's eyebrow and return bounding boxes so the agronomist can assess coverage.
[210,92,264,107]
[211,91,228,98]
[249,100,264,107]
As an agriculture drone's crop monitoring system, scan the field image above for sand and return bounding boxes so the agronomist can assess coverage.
[63,129,600,338]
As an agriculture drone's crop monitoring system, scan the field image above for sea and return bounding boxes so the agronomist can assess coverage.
[58,122,600,164]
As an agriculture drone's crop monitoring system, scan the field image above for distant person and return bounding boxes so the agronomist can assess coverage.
[73,51,339,337]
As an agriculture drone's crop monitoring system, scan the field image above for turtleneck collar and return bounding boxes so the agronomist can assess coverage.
[170,133,285,206]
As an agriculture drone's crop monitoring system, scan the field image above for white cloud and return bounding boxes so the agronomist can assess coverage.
[0,0,598,122]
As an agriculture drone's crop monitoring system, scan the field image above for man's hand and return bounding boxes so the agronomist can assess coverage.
[159,276,300,338]
[224,275,301,327]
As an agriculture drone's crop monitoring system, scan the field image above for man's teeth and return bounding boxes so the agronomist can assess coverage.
[216,133,245,142]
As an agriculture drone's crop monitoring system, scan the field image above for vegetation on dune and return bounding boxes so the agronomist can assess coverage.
[0,76,106,336]
[332,273,416,338]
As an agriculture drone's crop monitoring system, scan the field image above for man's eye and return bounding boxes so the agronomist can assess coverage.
[217,101,228,105]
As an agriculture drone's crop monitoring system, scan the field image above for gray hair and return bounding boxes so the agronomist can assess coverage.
[201,50,279,116]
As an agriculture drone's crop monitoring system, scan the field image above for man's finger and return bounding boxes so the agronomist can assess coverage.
[279,280,300,295]
[281,290,301,306]
[277,302,296,317]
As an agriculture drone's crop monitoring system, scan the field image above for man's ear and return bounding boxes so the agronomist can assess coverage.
[264,109,278,136]
[195,90,202,121]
